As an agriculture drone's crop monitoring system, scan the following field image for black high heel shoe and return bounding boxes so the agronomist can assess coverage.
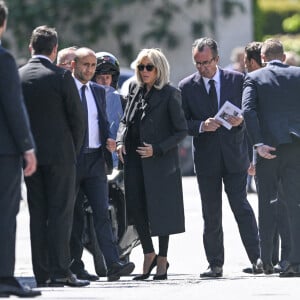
[133,255,157,280]
[153,262,169,280]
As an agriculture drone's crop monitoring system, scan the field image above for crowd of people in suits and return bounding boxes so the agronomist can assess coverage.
[2,0,300,297]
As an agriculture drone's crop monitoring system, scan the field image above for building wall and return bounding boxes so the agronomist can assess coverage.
[8,0,253,85]
[96,0,253,85]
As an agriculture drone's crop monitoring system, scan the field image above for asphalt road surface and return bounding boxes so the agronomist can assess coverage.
[15,176,298,299]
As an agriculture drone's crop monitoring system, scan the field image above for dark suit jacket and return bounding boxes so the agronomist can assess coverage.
[242,61,300,147]
[179,68,249,176]
[87,81,113,174]
[0,47,34,155]
[19,57,85,165]
[0,45,35,277]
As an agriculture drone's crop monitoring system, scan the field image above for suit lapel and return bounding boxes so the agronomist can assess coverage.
[219,69,227,109]
[90,84,105,118]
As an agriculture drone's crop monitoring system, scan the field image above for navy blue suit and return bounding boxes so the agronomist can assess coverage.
[243,61,300,266]
[179,68,260,267]
[0,46,35,277]
[71,81,119,273]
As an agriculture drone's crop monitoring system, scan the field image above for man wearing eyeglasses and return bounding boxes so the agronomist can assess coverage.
[178,37,260,278]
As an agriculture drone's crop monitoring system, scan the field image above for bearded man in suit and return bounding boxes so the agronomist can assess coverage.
[70,47,135,281]
[179,37,261,278]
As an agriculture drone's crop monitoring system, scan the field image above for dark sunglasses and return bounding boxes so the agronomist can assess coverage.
[137,64,155,72]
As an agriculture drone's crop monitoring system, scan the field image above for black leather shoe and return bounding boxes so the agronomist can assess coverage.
[36,279,64,288]
[252,258,263,274]
[133,255,157,280]
[0,277,41,297]
[242,258,263,274]
[274,260,289,273]
[49,273,90,287]
[279,264,300,277]
[76,269,99,281]
[200,266,223,278]
[263,263,274,275]
[107,261,135,281]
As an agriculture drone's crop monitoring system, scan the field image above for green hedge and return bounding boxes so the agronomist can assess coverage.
[254,0,300,40]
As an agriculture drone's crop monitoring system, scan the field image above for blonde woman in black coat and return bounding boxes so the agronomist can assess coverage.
[116,48,187,280]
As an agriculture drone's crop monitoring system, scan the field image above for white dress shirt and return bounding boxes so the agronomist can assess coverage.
[73,77,101,148]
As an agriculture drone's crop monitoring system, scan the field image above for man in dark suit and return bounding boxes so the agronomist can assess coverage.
[242,38,300,277]
[179,37,261,277]
[0,1,41,297]
[57,46,99,281]
[19,26,89,287]
[71,47,134,281]
[243,41,290,275]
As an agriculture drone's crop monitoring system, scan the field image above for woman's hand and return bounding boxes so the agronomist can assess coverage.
[117,144,126,163]
[136,142,153,158]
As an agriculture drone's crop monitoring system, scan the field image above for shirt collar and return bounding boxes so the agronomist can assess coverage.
[73,76,91,91]
[201,67,220,87]
[32,54,53,63]
[266,59,282,64]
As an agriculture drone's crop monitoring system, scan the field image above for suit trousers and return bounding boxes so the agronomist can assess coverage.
[196,158,260,267]
[271,183,291,265]
[256,139,300,265]
[254,175,291,265]
[69,189,86,274]
[0,156,22,277]
[25,163,76,281]
[73,149,119,269]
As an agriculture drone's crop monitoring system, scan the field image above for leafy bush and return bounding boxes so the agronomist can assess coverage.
[282,13,300,33]
[255,0,300,40]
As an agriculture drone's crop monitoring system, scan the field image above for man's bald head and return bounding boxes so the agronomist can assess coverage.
[72,47,97,84]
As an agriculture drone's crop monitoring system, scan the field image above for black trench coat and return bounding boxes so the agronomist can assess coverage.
[117,82,187,236]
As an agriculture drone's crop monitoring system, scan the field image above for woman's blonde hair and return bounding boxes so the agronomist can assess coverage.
[135,48,170,90]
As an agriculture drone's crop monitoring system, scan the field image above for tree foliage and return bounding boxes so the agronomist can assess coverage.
[5,0,243,63]
[282,13,300,34]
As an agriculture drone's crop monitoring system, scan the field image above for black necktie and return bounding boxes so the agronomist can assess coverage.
[209,79,218,114]
[81,85,89,149]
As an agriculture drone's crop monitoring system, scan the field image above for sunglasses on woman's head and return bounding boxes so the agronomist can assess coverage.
[137,64,155,72]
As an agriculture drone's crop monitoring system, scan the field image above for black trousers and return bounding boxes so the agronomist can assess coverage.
[25,163,76,281]
[196,157,260,267]
[69,189,86,274]
[256,140,300,265]
[124,150,169,257]
[71,150,119,270]
[267,183,291,265]
[0,156,22,277]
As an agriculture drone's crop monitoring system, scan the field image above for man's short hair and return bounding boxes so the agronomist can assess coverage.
[29,25,58,56]
[261,39,284,61]
[245,42,262,67]
[57,46,78,65]
[0,1,8,27]
[192,37,219,58]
